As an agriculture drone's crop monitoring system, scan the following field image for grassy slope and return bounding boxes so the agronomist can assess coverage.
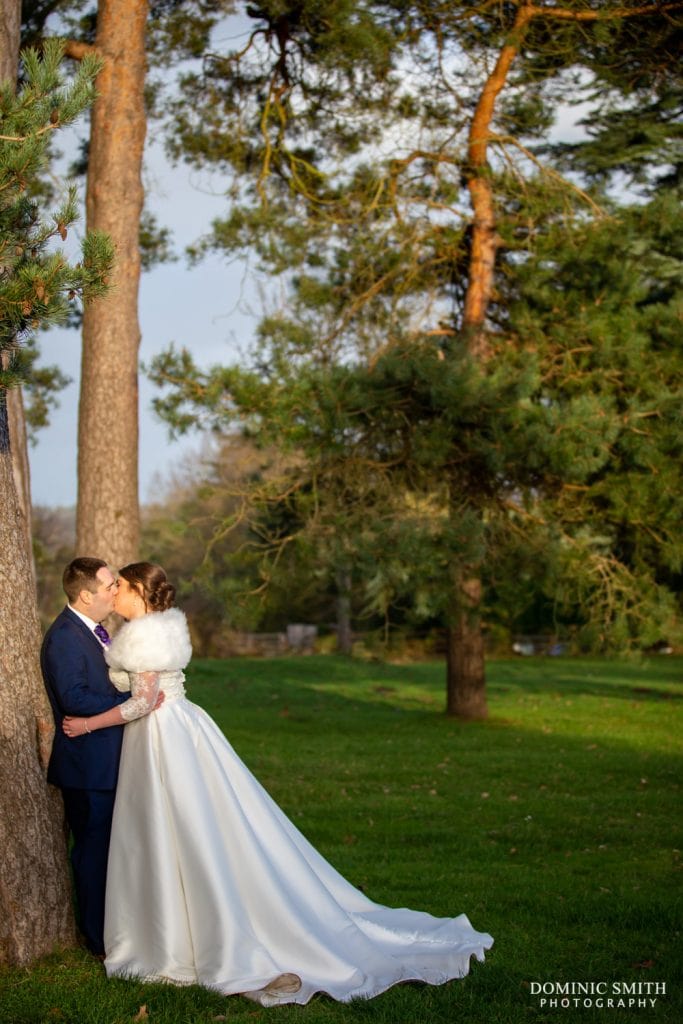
[1,655,680,1024]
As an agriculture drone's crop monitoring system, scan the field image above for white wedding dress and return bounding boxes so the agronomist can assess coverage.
[103,609,493,1005]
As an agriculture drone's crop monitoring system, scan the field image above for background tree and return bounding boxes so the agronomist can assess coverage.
[150,0,682,715]
[32,503,77,626]
[139,435,341,652]
[0,41,113,964]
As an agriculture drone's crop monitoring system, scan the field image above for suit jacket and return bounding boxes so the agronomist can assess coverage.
[41,607,129,790]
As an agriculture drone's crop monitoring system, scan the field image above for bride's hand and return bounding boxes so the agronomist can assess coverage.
[63,716,89,738]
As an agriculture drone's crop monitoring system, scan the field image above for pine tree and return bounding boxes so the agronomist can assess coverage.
[0,40,113,964]
[2,0,40,580]
[150,1,683,714]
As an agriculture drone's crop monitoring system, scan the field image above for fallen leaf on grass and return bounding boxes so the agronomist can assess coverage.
[632,959,655,969]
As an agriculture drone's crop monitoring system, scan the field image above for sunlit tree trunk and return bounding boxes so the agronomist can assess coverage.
[446,5,532,719]
[76,0,147,566]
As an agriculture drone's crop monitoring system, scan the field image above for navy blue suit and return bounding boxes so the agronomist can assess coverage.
[41,607,128,954]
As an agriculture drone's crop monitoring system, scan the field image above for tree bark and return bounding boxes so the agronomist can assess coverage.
[76,0,148,566]
[446,5,532,719]
[7,384,36,582]
[0,396,76,965]
[446,575,487,719]
[1,0,37,589]
[444,0,676,723]
[335,566,353,655]
[461,3,532,358]
[0,0,20,83]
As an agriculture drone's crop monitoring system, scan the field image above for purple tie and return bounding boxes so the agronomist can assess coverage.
[94,623,111,646]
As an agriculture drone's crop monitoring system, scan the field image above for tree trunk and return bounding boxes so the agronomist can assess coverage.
[1,0,37,589]
[0,0,20,82]
[446,574,487,719]
[1,20,71,965]
[7,384,37,583]
[76,0,147,566]
[445,5,532,718]
[335,566,353,655]
[0,396,76,965]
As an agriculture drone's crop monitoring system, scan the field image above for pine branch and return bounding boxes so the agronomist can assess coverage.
[528,2,683,23]
[61,40,100,61]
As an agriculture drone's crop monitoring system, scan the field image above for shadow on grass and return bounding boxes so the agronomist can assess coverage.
[193,652,683,704]
[488,656,683,704]
[187,654,683,753]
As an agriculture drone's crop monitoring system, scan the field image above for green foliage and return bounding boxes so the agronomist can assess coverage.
[20,5,184,284]
[0,40,113,401]
[32,503,76,627]
[19,345,71,439]
[146,2,683,653]
[150,181,683,651]
[138,437,330,651]
[139,209,177,270]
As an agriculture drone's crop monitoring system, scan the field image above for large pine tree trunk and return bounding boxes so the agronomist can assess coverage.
[0,398,76,965]
[1,13,73,962]
[76,0,147,566]
[446,574,487,719]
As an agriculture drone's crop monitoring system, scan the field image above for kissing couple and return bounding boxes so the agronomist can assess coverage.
[41,556,492,1005]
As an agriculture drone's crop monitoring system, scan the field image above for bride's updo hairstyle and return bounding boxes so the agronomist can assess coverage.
[119,562,176,613]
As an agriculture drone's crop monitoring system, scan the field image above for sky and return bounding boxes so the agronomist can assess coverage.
[29,142,260,507]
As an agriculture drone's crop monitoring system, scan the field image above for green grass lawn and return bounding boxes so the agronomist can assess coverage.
[1,655,681,1024]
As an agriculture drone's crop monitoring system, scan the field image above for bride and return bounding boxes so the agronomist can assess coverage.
[63,562,493,1005]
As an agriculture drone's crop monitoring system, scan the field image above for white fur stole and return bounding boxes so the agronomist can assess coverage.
[105,608,192,687]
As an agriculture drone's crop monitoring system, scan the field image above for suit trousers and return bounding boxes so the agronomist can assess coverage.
[61,787,117,956]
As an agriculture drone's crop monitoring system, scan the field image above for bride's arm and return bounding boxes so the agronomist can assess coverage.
[63,671,161,736]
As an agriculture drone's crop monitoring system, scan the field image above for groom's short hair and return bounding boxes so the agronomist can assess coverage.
[63,557,109,603]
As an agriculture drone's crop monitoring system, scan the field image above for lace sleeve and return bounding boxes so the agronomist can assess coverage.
[119,671,160,723]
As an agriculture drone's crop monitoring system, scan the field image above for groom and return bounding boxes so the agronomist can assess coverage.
[41,556,129,957]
